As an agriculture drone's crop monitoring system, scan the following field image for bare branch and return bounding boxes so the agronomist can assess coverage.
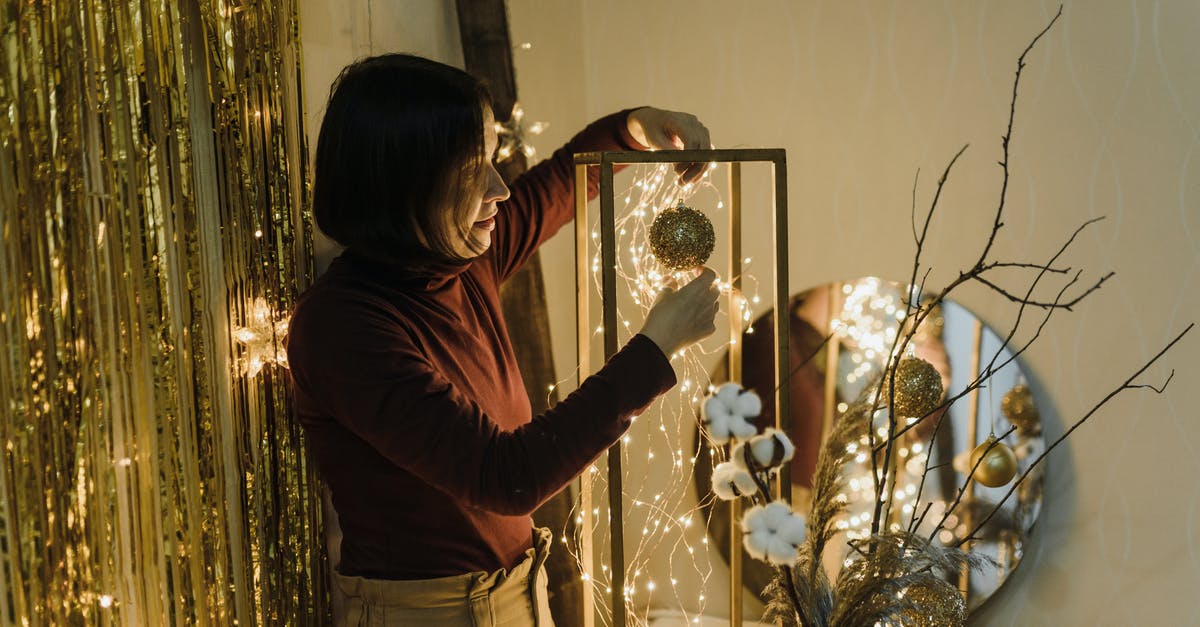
[1129,370,1174,394]
[906,408,947,535]
[919,146,970,252]
[878,268,1081,450]
[772,330,836,395]
[975,5,1064,266]
[958,324,1194,546]
[910,169,922,244]
[973,271,1114,310]
[983,261,1073,274]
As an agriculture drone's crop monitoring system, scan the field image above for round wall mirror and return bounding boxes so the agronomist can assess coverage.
[695,277,1044,613]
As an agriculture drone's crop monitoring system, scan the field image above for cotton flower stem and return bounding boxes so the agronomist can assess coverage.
[780,565,810,626]
[736,442,768,500]
[741,444,811,625]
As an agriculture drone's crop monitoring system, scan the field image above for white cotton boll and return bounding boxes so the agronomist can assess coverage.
[741,503,768,533]
[742,501,804,565]
[776,512,808,546]
[702,397,736,444]
[733,390,763,418]
[730,441,750,471]
[765,428,795,462]
[715,382,742,405]
[749,428,795,468]
[712,461,758,500]
[729,417,758,441]
[762,501,792,528]
[764,536,799,565]
[703,397,733,423]
[703,383,760,444]
[743,529,771,561]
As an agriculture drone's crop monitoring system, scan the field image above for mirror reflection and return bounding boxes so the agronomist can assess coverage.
[697,277,1045,612]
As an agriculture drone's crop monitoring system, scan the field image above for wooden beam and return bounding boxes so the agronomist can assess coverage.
[456,2,583,625]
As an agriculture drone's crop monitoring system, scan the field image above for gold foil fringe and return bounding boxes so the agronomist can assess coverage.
[0,0,325,624]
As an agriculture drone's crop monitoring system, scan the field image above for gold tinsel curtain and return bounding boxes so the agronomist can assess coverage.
[0,0,326,624]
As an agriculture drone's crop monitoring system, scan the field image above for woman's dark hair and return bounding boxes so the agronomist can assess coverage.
[313,54,492,267]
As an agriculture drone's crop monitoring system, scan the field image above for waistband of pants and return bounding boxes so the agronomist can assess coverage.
[335,527,553,611]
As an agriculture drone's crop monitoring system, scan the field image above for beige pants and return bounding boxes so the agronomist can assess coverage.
[334,528,556,626]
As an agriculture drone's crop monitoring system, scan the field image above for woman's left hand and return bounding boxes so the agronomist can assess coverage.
[626,107,712,183]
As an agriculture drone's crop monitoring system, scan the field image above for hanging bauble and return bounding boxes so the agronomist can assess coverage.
[648,200,715,271]
[886,356,944,418]
[894,578,968,627]
[969,436,1019,487]
[1000,384,1040,434]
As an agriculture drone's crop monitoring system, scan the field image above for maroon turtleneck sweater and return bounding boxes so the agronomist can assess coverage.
[286,111,676,580]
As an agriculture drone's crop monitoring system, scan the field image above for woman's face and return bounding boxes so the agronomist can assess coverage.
[448,107,510,258]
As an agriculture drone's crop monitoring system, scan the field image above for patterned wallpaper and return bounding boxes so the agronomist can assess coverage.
[510,1,1200,624]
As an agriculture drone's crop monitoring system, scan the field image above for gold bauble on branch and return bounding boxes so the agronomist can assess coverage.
[969,436,1019,487]
[1001,384,1041,434]
[648,200,715,271]
[886,356,945,418]
[894,578,968,627]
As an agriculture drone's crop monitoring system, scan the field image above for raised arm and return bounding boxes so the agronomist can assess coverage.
[492,107,711,282]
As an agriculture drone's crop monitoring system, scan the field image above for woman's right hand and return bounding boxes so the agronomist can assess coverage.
[639,267,720,357]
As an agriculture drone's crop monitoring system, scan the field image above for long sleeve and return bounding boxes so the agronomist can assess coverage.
[286,288,676,517]
[491,109,646,282]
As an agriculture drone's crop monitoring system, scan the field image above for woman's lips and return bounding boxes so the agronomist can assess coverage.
[474,216,496,231]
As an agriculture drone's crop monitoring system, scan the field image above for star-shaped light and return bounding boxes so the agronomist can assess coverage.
[232,297,289,377]
[494,102,547,162]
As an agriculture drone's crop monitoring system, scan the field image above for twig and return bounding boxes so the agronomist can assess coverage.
[910,501,935,536]
[1128,371,1174,394]
[872,145,970,536]
[983,261,1073,274]
[773,330,836,395]
[928,425,1019,542]
[909,169,921,244]
[974,271,1114,310]
[906,409,949,535]
[974,5,1064,267]
[742,442,774,500]
[876,227,1101,451]
[958,324,1193,546]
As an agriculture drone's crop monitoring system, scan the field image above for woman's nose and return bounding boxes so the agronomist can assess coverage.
[485,164,510,203]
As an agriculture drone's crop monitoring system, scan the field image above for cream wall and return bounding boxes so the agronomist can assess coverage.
[301,1,1200,624]
[508,1,1200,625]
[300,0,464,274]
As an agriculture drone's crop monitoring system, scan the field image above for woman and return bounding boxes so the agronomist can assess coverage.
[286,54,719,626]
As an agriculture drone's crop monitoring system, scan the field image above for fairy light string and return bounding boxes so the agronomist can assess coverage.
[561,161,764,625]
[560,163,962,624]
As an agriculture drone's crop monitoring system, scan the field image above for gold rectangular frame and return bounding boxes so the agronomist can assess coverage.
[573,149,790,627]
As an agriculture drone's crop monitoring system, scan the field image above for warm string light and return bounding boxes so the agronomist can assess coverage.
[567,162,766,625]
[494,102,547,162]
[231,297,290,377]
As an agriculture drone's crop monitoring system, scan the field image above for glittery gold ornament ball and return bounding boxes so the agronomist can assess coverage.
[1001,384,1040,434]
[888,357,944,418]
[648,202,715,271]
[969,436,1019,487]
[894,578,967,627]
